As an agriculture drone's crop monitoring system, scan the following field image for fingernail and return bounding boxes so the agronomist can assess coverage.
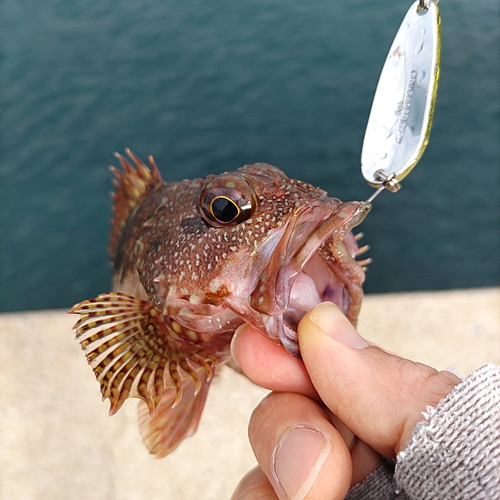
[230,324,246,361]
[273,425,331,500]
[309,302,369,348]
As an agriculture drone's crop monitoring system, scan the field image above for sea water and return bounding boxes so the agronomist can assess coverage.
[1,0,498,311]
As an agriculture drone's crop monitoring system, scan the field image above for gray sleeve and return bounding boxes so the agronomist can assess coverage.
[345,364,500,500]
[345,460,410,500]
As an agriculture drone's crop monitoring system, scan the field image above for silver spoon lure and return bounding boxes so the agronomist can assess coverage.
[361,0,441,203]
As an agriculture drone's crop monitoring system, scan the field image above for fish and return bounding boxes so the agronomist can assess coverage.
[69,149,371,457]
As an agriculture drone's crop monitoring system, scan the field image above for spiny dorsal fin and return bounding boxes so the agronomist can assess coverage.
[68,292,217,424]
[109,149,164,260]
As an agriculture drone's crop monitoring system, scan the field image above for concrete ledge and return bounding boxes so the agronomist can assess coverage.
[0,288,498,499]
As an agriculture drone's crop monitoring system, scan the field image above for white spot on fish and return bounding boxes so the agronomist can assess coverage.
[186,330,198,341]
[209,278,221,292]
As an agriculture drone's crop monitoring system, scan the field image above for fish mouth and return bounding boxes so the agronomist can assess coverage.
[251,201,370,356]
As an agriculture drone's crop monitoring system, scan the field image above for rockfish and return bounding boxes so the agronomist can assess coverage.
[69,150,371,457]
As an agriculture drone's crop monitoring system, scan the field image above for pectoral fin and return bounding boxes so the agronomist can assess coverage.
[68,292,217,454]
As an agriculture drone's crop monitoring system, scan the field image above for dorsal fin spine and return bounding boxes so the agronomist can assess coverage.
[109,149,165,260]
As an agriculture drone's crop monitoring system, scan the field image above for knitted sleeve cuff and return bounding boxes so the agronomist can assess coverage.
[346,460,409,500]
[395,364,500,499]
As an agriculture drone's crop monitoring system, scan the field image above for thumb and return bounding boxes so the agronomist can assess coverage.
[298,302,460,457]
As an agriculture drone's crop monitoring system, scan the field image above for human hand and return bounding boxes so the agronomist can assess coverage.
[230,302,460,500]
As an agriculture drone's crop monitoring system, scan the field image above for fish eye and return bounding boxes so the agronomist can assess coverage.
[200,174,257,227]
[210,196,240,223]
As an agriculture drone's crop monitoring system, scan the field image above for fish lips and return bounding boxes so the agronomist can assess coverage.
[250,200,366,356]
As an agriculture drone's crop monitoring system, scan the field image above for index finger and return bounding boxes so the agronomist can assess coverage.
[231,324,319,401]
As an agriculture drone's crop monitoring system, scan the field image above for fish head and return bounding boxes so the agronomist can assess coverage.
[142,162,370,357]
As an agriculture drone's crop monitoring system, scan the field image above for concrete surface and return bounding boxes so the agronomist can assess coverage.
[0,288,498,499]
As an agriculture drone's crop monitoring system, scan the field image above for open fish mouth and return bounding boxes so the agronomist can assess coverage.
[279,236,359,354]
[251,201,371,356]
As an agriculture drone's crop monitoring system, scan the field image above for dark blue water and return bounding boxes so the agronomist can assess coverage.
[1,0,499,312]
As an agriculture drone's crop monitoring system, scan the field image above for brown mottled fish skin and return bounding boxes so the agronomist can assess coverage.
[69,149,371,457]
